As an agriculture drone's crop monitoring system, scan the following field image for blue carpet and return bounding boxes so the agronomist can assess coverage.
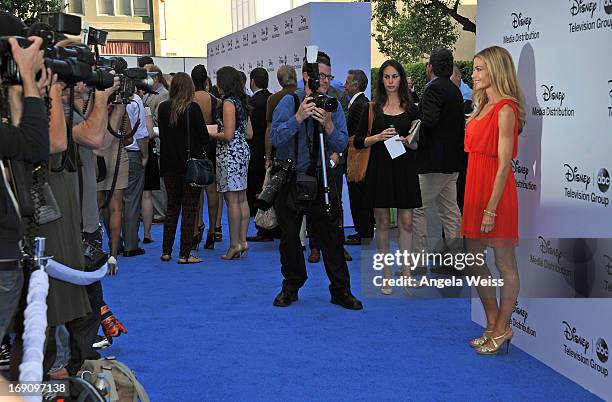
[101,221,600,401]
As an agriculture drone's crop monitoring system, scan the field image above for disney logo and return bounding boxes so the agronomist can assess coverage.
[512,159,529,180]
[243,34,248,41]
[273,24,279,32]
[564,164,591,190]
[248,62,253,69]
[570,0,598,18]
[261,27,268,36]
[300,15,307,24]
[605,254,612,275]
[511,12,532,30]
[541,84,565,106]
[563,321,590,354]
[538,236,562,264]
[285,18,293,29]
[252,31,256,38]
[294,54,300,63]
[268,59,274,66]
[278,55,287,65]
[513,301,528,323]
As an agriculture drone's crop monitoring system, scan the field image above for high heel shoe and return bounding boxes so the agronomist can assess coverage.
[214,226,223,241]
[240,242,249,258]
[475,330,513,355]
[192,224,205,251]
[469,330,493,348]
[107,256,118,276]
[221,245,241,260]
[203,234,215,250]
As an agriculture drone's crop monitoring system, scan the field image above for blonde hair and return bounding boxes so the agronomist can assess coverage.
[168,72,194,126]
[469,46,525,134]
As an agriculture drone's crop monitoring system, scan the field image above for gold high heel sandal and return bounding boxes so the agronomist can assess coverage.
[475,330,513,355]
[469,330,493,348]
[221,245,242,260]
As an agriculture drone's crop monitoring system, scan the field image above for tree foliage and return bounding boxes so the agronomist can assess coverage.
[1,0,64,22]
[364,0,476,64]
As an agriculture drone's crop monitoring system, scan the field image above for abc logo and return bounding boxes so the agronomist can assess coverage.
[596,338,609,363]
[597,168,610,193]
[605,0,612,14]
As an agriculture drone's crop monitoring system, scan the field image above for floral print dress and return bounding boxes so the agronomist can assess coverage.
[216,96,250,192]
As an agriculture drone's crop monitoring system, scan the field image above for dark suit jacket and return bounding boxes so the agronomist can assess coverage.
[417,77,466,174]
[347,93,369,138]
[248,89,271,156]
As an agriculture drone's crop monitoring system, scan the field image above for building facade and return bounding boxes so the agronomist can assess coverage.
[67,0,156,55]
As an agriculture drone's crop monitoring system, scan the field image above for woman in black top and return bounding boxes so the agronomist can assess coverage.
[158,73,209,263]
[354,60,422,295]
[191,64,220,250]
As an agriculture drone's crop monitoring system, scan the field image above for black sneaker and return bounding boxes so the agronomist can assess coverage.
[0,341,10,371]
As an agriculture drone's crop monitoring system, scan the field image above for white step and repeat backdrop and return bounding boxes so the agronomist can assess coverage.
[206,2,371,226]
[206,2,371,94]
[473,1,612,399]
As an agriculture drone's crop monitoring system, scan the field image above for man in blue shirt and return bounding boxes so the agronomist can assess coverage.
[270,51,362,310]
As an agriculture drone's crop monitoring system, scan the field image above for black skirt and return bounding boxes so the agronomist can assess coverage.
[144,141,161,191]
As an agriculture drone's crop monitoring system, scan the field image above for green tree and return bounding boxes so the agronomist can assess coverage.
[363,0,476,64]
[1,0,64,22]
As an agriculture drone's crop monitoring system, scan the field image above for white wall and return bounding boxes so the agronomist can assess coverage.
[207,2,371,94]
[473,1,612,399]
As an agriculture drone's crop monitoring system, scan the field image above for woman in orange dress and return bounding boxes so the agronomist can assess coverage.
[461,46,525,355]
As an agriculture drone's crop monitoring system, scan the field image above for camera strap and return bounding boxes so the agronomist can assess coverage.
[291,94,300,165]
[52,87,79,173]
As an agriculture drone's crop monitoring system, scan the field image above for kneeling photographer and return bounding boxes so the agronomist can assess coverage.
[268,48,362,310]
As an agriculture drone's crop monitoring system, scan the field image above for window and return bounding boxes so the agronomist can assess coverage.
[117,0,131,15]
[97,0,149,17]
[133,0,149,16]
[98,0,114,15]
[68,0,84,14]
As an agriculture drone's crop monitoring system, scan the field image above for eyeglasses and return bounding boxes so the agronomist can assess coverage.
[318,73,334,81]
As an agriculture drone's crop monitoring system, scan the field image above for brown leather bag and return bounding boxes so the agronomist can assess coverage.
[346,102,374,183]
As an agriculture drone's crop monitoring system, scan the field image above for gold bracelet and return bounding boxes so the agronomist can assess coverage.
[483,209,497,217]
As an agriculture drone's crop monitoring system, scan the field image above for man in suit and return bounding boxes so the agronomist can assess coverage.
[412,48,465,258]
[246,68,273,241]
[344,69,374,245]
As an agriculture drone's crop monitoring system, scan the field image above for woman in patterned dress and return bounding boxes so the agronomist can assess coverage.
[209,66,253,259]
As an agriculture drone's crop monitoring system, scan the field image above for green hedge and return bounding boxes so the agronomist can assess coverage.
[370,60,473,100]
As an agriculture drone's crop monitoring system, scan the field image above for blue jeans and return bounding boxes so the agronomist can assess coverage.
[50,325,70,372]
[0,265,24,341]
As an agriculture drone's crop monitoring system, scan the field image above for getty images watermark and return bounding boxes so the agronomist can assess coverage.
[357,247,512,298]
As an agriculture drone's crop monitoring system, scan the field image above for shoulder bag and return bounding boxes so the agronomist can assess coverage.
[346,102,374,183]
[184,103,215,187]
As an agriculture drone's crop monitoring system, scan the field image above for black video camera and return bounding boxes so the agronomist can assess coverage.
[114,67,156,104]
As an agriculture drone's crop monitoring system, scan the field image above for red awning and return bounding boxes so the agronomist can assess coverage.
[100,41,151,55]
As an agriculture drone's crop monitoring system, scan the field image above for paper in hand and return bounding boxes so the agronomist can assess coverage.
[384,135,406,159]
